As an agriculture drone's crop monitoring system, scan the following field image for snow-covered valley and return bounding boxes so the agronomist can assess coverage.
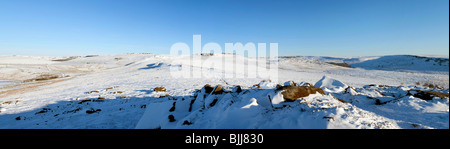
[0,54,448,129]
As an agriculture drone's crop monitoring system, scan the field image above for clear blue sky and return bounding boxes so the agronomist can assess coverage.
[0,0,448,56]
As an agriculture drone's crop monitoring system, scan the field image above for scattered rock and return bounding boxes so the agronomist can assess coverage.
[113,91,123,94]
[159,94,171,98]
[378,85,391,88]
[200,53,214,56]
[2,101,12,105]
[409,89,449,100]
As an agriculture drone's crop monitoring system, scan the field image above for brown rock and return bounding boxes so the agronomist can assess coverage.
[212,85,224,94]
[89,90,99,94]
[280,86,325,101]
[154,87,167,92]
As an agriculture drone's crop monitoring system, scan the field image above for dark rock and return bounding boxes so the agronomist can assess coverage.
[78,99,92,104]
[203,84,214,94]
[375,99,387,105]
[169,102,176,112]
[62,107,82,114]
[35,108,51,114]
[235,85,242,93]
[209,98,218,107]
[183,120,193,125]
[168,115,176,122]
[323,116,335,121]
[189,98,196,112]
[86,108,101,114]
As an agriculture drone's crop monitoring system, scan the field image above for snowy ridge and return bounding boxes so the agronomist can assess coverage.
[280,55,449,72]
[349,55,449,72]
[135,78,448,129]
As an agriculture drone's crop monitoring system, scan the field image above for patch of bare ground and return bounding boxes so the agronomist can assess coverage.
[415,82,446,89]
[325,62,352,68]
[51,56,79,62]
[0,77,71,98]
[24,73,61,82]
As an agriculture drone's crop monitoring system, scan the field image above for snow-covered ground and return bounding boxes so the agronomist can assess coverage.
[0,54,448,129]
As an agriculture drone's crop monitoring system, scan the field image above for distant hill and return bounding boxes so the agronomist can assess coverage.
[346,55,449,72]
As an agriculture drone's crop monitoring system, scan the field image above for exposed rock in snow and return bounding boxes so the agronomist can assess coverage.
[279,86,325,101]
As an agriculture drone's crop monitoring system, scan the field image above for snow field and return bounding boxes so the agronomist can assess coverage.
[0,54,448,129]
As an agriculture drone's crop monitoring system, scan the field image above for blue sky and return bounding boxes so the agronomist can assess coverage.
[0,0,448,56]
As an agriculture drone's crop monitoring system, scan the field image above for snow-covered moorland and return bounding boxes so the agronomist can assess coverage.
[0,54,448,129]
